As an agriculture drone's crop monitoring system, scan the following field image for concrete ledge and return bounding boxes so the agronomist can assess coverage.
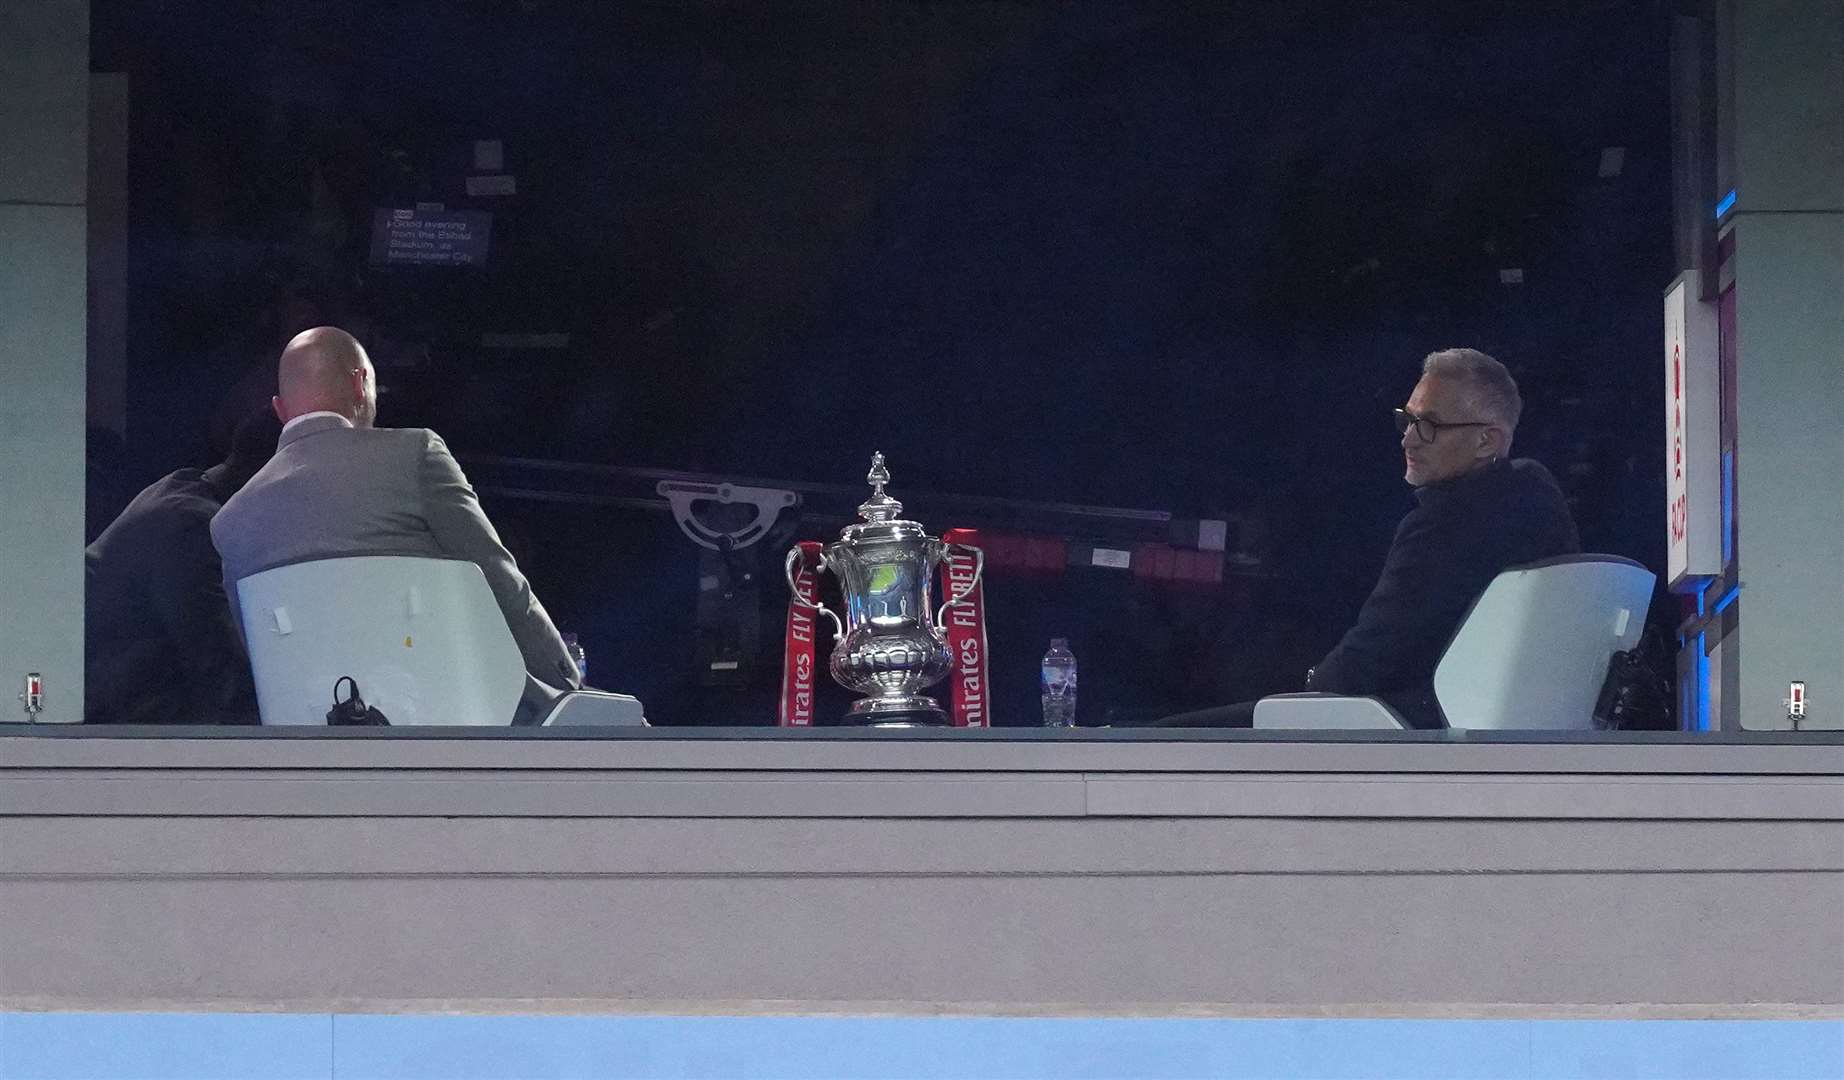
[3,730,1840,1013]
[6,726,1844,772]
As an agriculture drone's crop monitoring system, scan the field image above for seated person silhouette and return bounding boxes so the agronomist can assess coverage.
[85,409,282,724]
[211,327,583,722]
[1159,348,1579,729]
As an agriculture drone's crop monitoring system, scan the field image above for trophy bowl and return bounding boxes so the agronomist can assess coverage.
[784,453,983,725]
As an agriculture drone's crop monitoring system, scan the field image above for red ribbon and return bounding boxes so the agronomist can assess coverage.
[779,540,824,726]
[940,528,991,727]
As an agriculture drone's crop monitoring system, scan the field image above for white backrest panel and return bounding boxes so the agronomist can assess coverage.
[1251,693,1409,730]
[236,556,526,726]
[1434,556,1655,730]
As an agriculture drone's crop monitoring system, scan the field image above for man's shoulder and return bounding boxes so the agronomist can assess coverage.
[275,425,442,469]
[1399,458,1560,534]
[1499,458,1573,517]
[315,424,438,448]
[91,472,216,561]
[355,425,446,455]
[1428,458,1566,508]
[132,471,222,528]
[1505,457,1563,489]
[298,427,457,497]
[377,425,441,442]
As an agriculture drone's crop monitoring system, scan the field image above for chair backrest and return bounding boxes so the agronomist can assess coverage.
[1433,555,1655,730]
[236,556,527,726]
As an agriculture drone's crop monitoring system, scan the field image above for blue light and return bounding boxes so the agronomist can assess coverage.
[1721,450,1734,564]
[1713,585,1739,615]
[1696,632,1711,731]
[1715,189,1737,218]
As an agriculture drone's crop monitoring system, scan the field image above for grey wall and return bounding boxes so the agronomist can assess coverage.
[86,72,127,438]
[0,0,88,722]
[1732,0,1844,215]
[1730,0,1844,729]
[3,734,1839,1016]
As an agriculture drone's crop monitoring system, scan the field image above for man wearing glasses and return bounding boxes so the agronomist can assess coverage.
[1304,347,1580,727]
[1157,347,1578,729]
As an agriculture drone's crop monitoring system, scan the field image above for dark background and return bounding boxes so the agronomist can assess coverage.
[90,0,1677,725]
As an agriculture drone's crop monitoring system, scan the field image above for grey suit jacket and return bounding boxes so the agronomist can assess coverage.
[211,415,582,705]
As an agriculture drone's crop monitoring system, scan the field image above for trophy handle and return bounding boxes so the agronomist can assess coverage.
[935,542,986,626]
[784,547,844,642]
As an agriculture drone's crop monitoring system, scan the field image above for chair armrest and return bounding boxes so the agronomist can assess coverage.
[540,690,649,727]
[1253,693,1408,730]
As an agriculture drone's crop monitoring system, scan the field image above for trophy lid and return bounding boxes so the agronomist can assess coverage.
[839,451,928,544]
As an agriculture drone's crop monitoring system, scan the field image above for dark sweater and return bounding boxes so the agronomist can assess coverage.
[85,466,259,724]
[1310,457,1581,727]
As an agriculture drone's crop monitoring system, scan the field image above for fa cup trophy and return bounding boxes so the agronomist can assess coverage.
[784,453,984,725]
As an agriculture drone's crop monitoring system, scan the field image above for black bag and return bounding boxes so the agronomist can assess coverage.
[327,676,391,726]
[1594,625,1675,730]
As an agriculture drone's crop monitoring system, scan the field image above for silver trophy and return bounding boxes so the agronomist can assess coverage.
[785,452,984,725]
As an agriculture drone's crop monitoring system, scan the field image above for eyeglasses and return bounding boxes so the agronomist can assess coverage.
[1393,408,1491,445]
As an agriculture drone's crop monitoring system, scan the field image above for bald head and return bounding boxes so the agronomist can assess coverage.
[273,326,377,427]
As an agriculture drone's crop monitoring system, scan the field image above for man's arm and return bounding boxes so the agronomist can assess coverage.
[148,516,260,724]
[1309,504,1479,696]
[417,431,583,691]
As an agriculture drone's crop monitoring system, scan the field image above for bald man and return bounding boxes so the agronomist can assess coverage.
[211,328,582,719]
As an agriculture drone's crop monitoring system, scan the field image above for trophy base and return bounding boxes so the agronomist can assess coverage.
[836,694,951,727]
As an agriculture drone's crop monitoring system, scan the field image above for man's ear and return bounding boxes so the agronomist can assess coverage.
[1481,425,1509,460]
[271,396,287,423]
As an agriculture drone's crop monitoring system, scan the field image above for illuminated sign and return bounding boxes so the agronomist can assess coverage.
[1664,270,1721,589]
[369,208,492,267]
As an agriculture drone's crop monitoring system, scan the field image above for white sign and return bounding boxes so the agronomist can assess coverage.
[1665,270,1721,589]
[1091,548,1132,570]
[369,208,492,266]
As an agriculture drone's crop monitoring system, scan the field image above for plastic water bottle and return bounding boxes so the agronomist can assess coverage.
[562,633,588,685]
[1041,638,1077,727]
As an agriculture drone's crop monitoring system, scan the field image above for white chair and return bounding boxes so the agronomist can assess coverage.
[235,556,645,727]
[1254,555,1655,731]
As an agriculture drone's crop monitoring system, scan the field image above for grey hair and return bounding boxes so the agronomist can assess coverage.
[1421,347,1522,437]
